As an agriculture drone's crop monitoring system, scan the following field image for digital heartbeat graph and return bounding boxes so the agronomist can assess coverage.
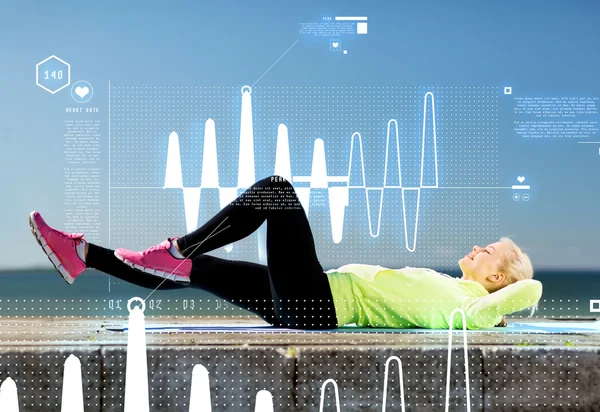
[110,86,529,254]
[319,308,471,412]
[0,303,473,412]
[159,86,439,252]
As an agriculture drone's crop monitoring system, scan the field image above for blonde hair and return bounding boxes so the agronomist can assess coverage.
[497,236,537,316]
[498,236,534,284]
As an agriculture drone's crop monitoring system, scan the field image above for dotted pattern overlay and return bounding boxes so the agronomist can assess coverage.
[109,86,499,272]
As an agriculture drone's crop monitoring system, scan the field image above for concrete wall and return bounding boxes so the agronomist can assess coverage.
[1,346,598,411]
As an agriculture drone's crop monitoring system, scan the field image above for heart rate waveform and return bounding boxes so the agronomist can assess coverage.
[160,86,439,252]
[319,308,471,412]
[118,300,471,412]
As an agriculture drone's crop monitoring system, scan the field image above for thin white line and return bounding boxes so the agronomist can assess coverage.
[382,356,406,411]
[108,79,111,248]
[251,40,299,88]
[435,186,515,189]
[110,186,518,190]
[108,79,111,294]
[319,379,340,412]
[578,141,600,143]
[293,176,349,183]
[180,224,231,255]
[445,308,471,412]
[110,187,165,189]
[334,16,368,21]
[143,217,230,302]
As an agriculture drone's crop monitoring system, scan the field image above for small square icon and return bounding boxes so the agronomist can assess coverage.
[357,22,368,34]
[590,299,600,312]
[330,39,341,51]
[504,86,512,95]
[343,50,348,54]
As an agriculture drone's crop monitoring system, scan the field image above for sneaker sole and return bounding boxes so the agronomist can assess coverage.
[113,250,191,284]
[28,212,75,285]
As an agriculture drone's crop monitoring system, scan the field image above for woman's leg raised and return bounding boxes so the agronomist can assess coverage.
[177,175,337,329]
[87,243,280,325]
[259,177,337,329]
[114,175,338,329]
[86,243,185,290]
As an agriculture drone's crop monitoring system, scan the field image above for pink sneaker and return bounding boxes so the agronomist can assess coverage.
[28,211,86,285]
[114,238,191,283]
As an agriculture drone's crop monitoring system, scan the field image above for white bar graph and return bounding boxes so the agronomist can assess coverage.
[334,16,368,21]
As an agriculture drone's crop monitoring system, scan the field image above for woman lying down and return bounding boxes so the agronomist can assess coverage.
[28,175,542,330]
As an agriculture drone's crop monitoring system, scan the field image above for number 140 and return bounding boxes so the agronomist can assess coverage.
[44,70,63,80]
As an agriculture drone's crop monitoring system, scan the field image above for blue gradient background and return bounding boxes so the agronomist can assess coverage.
[0,0,599,273]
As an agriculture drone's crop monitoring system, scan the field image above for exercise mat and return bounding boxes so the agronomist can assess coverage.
[107,320,600,334]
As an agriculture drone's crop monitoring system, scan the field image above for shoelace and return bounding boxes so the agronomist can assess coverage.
[53,229,84,245]
[141,241,169,256]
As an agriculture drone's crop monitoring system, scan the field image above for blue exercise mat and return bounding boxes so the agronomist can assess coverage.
[108,321,600,334]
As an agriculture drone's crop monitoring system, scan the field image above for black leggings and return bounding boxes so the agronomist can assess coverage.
[86,175,338,330]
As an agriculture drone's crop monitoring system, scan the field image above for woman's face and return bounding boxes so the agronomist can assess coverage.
[458,241,511,292]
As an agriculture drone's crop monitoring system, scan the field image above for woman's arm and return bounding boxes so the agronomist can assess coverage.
[464,279,543,329]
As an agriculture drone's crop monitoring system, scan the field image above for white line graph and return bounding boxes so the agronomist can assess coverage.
[381,356,406,412]
[318,308,471,411]
[0,304,474,411]
[109,86,521,254]
[112,87,440,252]
[160,90,440,253]
[0,354,84,412]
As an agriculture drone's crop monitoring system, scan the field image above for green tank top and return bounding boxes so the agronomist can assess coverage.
[325,264,542,329]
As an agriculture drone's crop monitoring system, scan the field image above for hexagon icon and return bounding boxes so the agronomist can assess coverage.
[36,55,70,94]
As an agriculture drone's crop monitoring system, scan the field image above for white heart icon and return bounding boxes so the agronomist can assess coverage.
[332,42,339,48]
[517,176,525,183]
[75,86,89,98]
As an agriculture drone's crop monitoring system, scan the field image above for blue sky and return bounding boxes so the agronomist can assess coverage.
[0,0,598,271]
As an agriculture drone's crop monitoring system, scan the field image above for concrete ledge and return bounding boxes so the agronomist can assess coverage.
[101,347,295,412]
[0,348,102,412]
[483,347,600,412]
[0,346,598,411]
[295,347,484,412]
[0,317,599,411]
